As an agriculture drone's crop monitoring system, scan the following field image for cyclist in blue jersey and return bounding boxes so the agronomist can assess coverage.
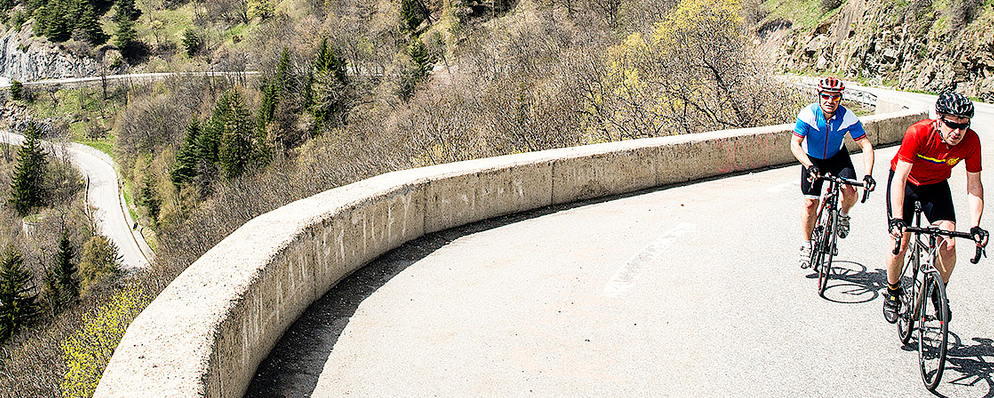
[790,77,876,268]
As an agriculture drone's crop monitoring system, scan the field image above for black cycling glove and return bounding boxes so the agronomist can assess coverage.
[889,218,906,235]
[807,165,820,183]
[970,226,989,244]
[863,174,876,191]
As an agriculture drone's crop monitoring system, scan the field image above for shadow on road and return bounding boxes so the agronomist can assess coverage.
[942,335,994,397]
[243,198,602,397]
[805,260,889,304]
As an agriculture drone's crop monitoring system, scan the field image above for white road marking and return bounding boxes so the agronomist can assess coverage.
[603,222,693,298]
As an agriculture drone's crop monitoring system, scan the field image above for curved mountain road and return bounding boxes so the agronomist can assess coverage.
[245,90,994,397]
[0,132,151,269]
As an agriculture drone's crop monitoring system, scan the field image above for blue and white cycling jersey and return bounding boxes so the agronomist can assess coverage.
[793,103,866,160]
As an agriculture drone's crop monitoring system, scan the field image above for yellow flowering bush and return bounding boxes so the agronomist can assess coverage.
[595,0,785,137]
[60,286,149,398]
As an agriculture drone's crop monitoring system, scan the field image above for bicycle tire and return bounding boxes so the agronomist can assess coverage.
[897,243,919,345]
[918,270,949,391]
[817,209,837,296]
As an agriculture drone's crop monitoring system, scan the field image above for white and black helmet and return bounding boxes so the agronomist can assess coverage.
[935,92,974,118]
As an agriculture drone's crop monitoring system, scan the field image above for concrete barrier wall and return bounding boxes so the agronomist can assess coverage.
[95,105,926,398]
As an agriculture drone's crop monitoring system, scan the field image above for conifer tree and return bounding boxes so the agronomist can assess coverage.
[78,2,108,44]
[315,38,348,83]
[400,0,428,34]
[9,80,23,100]
[78,235,120,288]
[171,117,202,187]
[114,16,137,53]
[200,93,230,169]
[112,0,140,22]
[310,38,352,130]
[9,122,48,217]
[136,173,160,223]
[215,89,256,179]
[0,248,39,343]
[50,229,78,308]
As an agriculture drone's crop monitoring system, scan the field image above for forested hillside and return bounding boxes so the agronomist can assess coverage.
[0,0,806,396]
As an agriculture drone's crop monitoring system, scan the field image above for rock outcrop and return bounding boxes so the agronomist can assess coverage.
[772,0,994,101]
[0,21,108,82]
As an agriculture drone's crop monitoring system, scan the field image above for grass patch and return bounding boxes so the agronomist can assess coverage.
[80,139,114,158]
[761,0,836,31]
[121,188,138,222]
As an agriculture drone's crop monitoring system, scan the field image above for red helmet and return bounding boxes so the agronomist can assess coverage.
[817,77,845,93]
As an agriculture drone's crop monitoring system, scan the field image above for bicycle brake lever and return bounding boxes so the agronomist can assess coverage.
[971,245,986,264]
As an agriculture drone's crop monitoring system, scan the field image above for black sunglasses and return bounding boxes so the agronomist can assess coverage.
[940,117,970,130]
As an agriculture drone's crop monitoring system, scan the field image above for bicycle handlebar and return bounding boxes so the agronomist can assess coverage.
[892,225,988,263]
[815,174,871,203]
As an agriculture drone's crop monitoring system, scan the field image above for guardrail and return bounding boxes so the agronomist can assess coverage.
[94,93,925,398]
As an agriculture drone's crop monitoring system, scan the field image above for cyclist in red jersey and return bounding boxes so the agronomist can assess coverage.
[882,92,989,323]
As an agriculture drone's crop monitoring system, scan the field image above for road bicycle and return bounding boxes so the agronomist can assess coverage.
[892,201,987,391]
[810,174,869,297]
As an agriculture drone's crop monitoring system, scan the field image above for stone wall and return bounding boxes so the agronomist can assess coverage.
[94,99,926,398]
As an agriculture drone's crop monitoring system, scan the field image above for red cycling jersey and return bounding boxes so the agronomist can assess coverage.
[890,119,982,186]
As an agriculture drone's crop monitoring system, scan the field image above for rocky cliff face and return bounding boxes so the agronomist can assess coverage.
[0,21,106,82]
[770,0,994,101]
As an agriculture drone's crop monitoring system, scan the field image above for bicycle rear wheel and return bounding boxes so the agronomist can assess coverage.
[897,246,919,345]
[918,270,949,391]
[817,210,837,296]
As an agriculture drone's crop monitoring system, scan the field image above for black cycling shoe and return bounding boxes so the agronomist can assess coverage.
[883,288,902,324]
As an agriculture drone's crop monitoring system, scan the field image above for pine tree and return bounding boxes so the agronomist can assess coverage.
[216,89,255,179]
[51,229,78,309]
[408,37,433,78]
[400,0,427,34]
[136,173,160,223]
[315,38,348,83]
[181,28,202,57]
[171,117,202,187]
[9,122,48,217]
[311,38,352,130]
[112,0,140,22]
[258,82,278,131]
[114,16,137,53]
[9,80,23,100]
[77,2,108,44]
[0,248,39,343]
[78,235,120,288]
[201,93,230,168]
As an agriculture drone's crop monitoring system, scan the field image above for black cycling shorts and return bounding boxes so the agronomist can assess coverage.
[886,169,955,224]
[800,148,856,199]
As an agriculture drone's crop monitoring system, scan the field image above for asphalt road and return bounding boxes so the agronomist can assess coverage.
[0,132,151,269]
[246,92,994,397]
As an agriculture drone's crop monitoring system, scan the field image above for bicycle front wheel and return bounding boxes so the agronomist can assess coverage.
[897,245,919,345]
[817,210,837,296]
[918,270,949,391]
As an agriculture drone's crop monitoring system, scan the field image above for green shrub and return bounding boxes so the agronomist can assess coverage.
[60,286,149,398]
[181,28,202,57]
[78,236,121,289]
[10,79,22,100]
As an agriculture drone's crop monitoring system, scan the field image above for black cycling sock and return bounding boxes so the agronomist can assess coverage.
[888,283,901,293]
